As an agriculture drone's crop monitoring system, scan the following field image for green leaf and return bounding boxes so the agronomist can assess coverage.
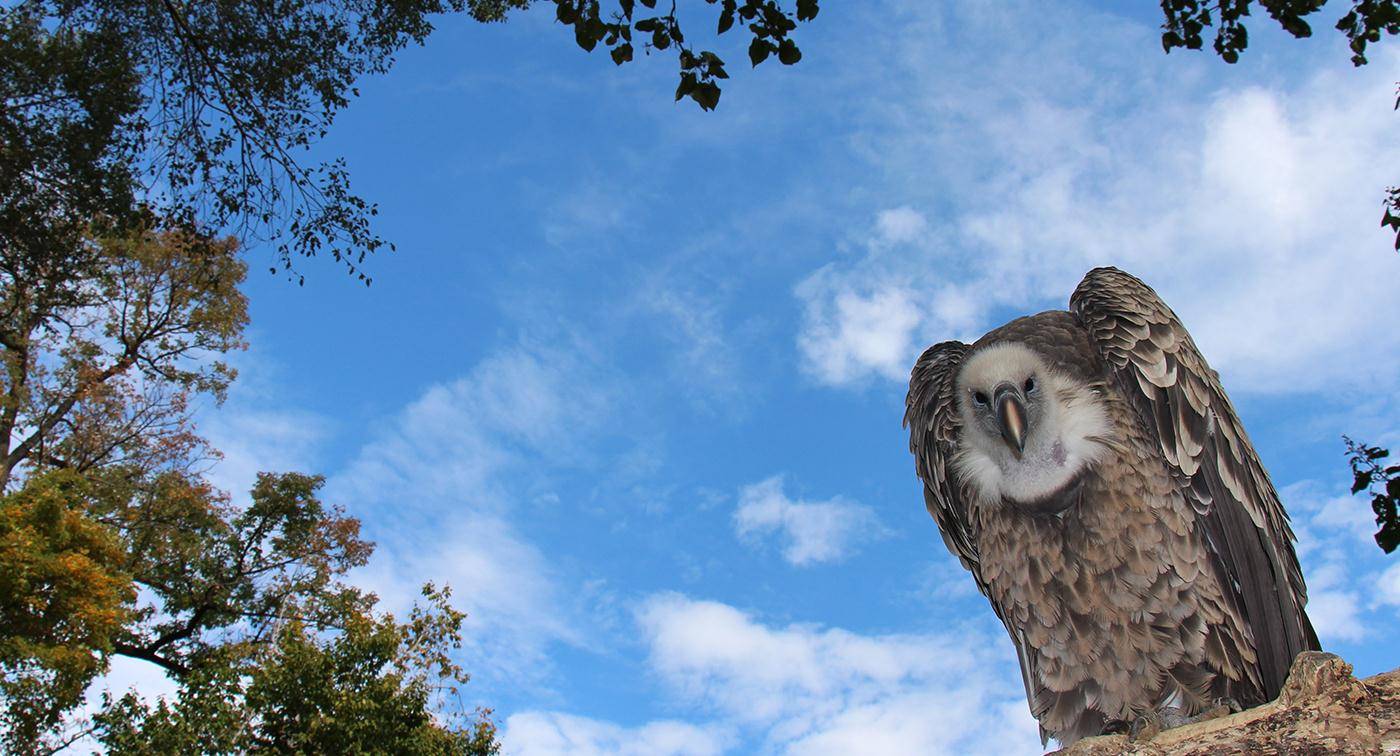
[610,43,633,64]
[620,0,634,19]
[1280,16,1313,38]
[675,73,697,101]
[796,0,819,22]
[691,81,722,110]
[575,23,599,52]
[749,37,771,65]
[718,1,736,33]
[1375,493,1399,553]
[777,37,801,64]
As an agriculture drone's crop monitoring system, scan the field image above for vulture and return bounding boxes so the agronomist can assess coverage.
[904,267,1318,746]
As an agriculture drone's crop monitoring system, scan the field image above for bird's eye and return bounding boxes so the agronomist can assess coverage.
[972,391,989,406]
[1024,376,1037,393]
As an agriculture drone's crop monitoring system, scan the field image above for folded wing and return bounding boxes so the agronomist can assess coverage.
[1070,266,1319,701]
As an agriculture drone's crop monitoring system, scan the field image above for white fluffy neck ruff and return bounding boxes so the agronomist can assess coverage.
[953,344,1113,508]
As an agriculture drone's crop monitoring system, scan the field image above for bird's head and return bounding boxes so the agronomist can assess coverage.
[957,344,1044,461]
[953,342,1112,508]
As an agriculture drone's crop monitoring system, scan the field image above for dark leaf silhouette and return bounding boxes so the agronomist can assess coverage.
[1345,436,1400,554]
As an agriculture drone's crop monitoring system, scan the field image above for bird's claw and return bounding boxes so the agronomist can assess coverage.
[1127,699,1238,742]
[1210,696,1242,715]
[1128,711,1163,742]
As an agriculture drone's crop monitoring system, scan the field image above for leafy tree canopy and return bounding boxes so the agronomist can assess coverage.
[532,0,820,111]
[2,465,499,753]
[0,222,496,753]
[0,471,134,753]
[94,574,498,755]
[0,1,824,749]
[1159,0,1398,65]
[0,221,247,489]
[1,0,819,285]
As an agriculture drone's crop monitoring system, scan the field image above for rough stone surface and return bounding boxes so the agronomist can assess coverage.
[1056,652,1400,755]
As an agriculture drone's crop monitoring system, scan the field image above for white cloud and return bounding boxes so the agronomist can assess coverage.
[1303,563,1368,643]
[201,407,325,504]
[733,476,887,566]
[353,512,583,682]
[1376,561,1400,609]
[1282,481,1385,643]
[326,344,613,686]
[634,593,1040,755]
[637,280,742,405]
[785,696,1036,756]
[1308,491,1378,542]
[796,278,923,385]
[501,711,732,756]
[797,3,1400,395]
[195,344,328,504]
[330,345,609,512]
[1306,589,1367,643]
[875,207,930,245]
[542,179,630,247]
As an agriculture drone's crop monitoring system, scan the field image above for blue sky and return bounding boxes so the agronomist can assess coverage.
[99,2,1400,753]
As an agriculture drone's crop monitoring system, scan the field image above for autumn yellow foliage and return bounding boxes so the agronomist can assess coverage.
[0,470,135,751]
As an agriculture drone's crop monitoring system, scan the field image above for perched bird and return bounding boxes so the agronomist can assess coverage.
[904,267,1318,746]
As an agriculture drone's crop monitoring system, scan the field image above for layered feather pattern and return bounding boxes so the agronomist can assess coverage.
[905,267,1319,746]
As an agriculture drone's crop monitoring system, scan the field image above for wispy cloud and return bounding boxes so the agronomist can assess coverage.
[1283,480,1395,644]
[795,3,1400,395]
[325,342,616,687]
[796,278,923,386]
[201,408,326,504]
[733,476,887,566]
[542,178,633,248]
[502,592,1043,755]
[197,344,329,504]
[501,712,733,756]
[1376,561,1400,610]
[634,593,1040,755]
[874,207,930,246]
[635,276,744,408]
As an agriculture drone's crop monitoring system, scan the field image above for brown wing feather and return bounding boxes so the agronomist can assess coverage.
[905,341,979,582]
[1069,266,1319,701]
[906,340,1046,738]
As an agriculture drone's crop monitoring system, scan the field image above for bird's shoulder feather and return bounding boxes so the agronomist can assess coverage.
[1069,266,1319,700]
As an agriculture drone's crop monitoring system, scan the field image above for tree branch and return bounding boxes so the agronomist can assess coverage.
[110,640,190,678]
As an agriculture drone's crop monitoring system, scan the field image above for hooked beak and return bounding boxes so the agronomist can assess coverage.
[995,383,1027,457]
